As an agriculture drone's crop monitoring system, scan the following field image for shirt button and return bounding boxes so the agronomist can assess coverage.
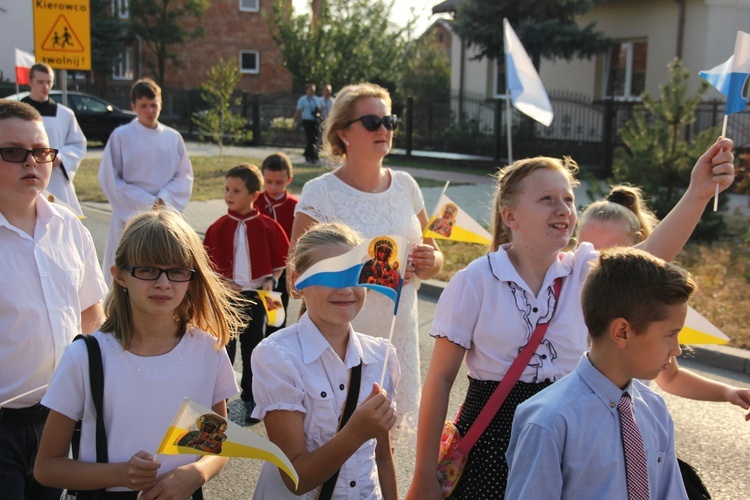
[43,272,48,277]
[658,456,663,463]
[532,307,538,313]
[350,481,356,487]
[339,384,345,390]
[610,402,616,408]
[320,391,327,398]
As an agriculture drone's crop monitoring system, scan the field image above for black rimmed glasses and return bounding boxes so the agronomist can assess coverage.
[0,147,58,163]
[344,114,398,132]
[126,265,195,282]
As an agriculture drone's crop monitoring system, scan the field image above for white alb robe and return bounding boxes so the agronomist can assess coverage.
[98,119,193,284]
[42,104,86,216]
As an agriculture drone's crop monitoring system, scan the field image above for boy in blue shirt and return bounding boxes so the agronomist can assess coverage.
[506,248,691,499]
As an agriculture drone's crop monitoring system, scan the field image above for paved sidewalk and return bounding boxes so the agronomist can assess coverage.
[83,142,750,374]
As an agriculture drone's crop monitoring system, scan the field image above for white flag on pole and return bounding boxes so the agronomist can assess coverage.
[503,19,554,127]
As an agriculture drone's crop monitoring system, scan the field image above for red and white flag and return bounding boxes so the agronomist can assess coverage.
[15,48,35,86]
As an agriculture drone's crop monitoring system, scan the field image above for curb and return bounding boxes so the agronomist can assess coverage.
[417,279,750,377]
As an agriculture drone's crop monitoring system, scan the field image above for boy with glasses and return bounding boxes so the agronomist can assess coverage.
[0,100,107,499]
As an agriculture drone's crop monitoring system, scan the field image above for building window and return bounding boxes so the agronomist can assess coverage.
[239,0,259,12]
[113,48,133,80]
[239,51,260,74]
[111,0,129,19]
[605,41,647,99]
[493,59,507,98]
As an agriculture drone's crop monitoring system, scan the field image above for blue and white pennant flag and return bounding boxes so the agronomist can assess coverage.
[700,31,750,115]
[294,235,410,313]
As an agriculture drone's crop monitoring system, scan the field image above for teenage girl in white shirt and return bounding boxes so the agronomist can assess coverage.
[407,138,735,499]
[251,222,399,499]
[34,209,245,499]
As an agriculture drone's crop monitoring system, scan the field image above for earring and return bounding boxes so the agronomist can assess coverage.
[343,139,349,147]
[123,288,128,293]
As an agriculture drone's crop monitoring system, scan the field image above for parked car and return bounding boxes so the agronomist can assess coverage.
[4,90,135,143]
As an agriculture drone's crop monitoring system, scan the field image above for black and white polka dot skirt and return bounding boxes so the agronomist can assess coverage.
[449,377,553,499]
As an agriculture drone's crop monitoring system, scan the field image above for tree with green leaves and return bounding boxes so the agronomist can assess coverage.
[452,0,611,69]
[129,0,209,86]
[401,36,451,101]
[90,0,125,76]
[192,59,249,164]
[612,58,723,240]
[267,0,414,93]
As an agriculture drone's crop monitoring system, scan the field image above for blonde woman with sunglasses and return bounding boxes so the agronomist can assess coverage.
[290,83,444,452]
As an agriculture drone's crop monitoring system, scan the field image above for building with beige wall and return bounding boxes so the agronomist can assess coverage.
[438,0,750,103]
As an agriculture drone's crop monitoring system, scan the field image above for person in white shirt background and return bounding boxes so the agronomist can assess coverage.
[21,62,86,217]
[98,78,194,286]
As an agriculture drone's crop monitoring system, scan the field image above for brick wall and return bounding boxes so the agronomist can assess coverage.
[158,0,292,94]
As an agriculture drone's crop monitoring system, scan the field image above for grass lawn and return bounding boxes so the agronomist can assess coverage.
[75,154,750,349]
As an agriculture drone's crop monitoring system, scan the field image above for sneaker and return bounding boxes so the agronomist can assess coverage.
[244,400,260,426]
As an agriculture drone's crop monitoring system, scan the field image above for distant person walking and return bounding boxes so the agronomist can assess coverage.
[21,63,86,217]
[319,84,334,123]
[292,83,321,163]
[98,78,193,286]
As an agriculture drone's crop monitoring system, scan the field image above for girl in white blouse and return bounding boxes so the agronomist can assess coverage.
[35,209,244,498]
[251,222,400,499]
[407,138,735,499]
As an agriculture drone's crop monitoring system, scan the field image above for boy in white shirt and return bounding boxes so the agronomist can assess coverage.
[0,100,107,499]
[98,78,193,285]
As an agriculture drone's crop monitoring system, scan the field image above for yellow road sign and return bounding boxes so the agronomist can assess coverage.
[33,0,91,71]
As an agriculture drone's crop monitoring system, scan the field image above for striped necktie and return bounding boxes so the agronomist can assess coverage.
[618,392,650,500]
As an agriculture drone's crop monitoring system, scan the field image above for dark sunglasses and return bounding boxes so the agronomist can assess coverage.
[0,147,58,163]
[344,114,398,132]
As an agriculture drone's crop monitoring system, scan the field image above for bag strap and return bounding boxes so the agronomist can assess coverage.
[72,334,108,463]
[317,363,362,500]
[456,276,563,455]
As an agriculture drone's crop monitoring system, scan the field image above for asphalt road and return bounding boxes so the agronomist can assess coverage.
[80,206,750,499]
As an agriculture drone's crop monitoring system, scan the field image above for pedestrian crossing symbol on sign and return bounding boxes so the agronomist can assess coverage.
[41,15,85,53]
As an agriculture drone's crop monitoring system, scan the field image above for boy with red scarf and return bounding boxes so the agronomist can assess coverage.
[204,164,289,424]
[257,153,298,335]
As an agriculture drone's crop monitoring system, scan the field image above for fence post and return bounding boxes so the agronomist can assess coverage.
[494,99,502,162]
[602,97,614,177]
[406,96,414,156]
[251,94,261,146]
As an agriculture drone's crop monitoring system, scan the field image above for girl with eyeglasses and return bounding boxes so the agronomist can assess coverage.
[35,209,245,499]
[290,82,444,452]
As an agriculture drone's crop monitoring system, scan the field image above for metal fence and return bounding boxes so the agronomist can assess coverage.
[5,81,745,172]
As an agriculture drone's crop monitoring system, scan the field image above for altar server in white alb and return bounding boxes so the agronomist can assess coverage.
[21,63,86,217]
[98,78,193,285]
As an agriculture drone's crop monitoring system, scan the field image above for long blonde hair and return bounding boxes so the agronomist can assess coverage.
[491,156,579,251]
[321,83,392,161]
[101,209,246,350]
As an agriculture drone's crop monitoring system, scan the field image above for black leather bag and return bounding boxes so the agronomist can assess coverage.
[678,458,711,500]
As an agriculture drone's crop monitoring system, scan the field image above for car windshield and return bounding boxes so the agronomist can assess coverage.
[71,95,109,113]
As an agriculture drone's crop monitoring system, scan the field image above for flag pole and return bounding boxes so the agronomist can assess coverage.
[0,384,49,407]
[505,93,513,164]
[714,115,729,212]
[379,314,399,387]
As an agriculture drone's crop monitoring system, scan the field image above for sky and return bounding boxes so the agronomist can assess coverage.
[291,0,448,36]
